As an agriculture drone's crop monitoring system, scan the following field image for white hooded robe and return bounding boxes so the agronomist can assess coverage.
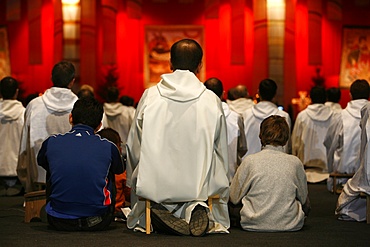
[17,87,78,192]
[336,102,370,221]
[324,99,368,191]
[0,100,25,176]
[126,70,230,233]
[241,101,291,159]
[292,104,336,183]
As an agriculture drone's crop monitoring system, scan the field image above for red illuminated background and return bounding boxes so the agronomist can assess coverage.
[1,0,370,110]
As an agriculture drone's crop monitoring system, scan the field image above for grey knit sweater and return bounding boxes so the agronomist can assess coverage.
[230,145,308,232]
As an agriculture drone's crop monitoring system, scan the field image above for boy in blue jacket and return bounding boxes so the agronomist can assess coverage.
[37,97,124,231]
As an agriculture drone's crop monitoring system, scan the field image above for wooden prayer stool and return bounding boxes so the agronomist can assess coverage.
[359,192,370,224]
[329,172,354,194]
[24,190,46,223]
[140,195,220,235]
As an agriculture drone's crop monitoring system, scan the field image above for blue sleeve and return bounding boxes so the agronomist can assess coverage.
[37,137,50,172]
[110,144,124,175]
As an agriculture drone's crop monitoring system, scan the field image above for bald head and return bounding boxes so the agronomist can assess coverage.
[170,39,203,74]
[234,85,249,99]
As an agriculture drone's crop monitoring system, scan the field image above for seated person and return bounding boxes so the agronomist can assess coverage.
[336,101,370,221]
[37,97,124,231]
[97,128,131,216]
[229,115,310,232]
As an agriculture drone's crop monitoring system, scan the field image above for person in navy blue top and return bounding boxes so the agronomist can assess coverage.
[37,97,124,231]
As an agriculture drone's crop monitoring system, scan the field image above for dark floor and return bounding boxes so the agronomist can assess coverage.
[0,183,370,247]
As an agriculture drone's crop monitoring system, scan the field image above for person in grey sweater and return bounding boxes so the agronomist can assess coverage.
[229,115,310,232]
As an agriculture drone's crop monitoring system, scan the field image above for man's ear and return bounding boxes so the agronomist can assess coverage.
[69,113,73,125]
[195,61,203,74]
[68,78,75,89]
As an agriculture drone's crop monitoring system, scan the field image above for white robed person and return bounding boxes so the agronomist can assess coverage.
[17,61,78,193]
[324,80,369,192]
[336,101,370,221]
[226,85,254,115]
[0,77,25,196]
[126,39,230,236]
[292,86,337,183]
[241,79,291,159]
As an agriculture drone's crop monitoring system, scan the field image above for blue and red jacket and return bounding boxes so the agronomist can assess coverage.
[37,124,124,218]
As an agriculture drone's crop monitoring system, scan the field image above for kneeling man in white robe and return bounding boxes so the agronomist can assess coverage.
[126,39,230,236]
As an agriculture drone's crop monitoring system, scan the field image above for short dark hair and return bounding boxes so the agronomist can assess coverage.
[350,79,369,100]
[97,128,122,147]
[51,61,75,88]
[259,79,277,101]
[259,115,289,147]
[227,87,236,100]
[204,77,223,98]
[326,87,341,103]
[106,86,119,103]
[71,97,103,130]
[119,95,135,107]
[170,39,203,74]
[310,86,326,104]
[0,76,18,99]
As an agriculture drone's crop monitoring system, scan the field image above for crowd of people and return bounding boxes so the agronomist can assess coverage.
[0,38,369,235]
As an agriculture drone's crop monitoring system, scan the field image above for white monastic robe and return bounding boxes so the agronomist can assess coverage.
[226,98,254,115]
[325,101,342,114]
[336,102,370,221]
[102,102,134,155]
[292,104,336,183]
[126,70,230,233]
[0,100,25,176]
[222,102,247,182]
[325,99,368,191]
[17,87,78,192]
[241,101,291,159]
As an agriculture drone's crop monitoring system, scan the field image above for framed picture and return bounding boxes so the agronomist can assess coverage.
[0,26,11,80]
[144,25,204,88]
[339,26,370,88]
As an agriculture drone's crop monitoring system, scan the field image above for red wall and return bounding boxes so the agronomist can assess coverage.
[1,0,370,109]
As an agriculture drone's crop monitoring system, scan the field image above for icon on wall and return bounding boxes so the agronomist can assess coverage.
[0,26,11,80]
[144,25,204,88]
[340,26,370,88]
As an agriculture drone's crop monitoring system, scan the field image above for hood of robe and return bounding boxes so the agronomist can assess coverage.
[305,104,333,121]
[222,102,231,118]
[226,98,254,111]
[0,100,24,120]
[104,102,125,117]
[157,70,206,102]
[251,101,281,120]
[41,87,78,113]
[345,99,368,119]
